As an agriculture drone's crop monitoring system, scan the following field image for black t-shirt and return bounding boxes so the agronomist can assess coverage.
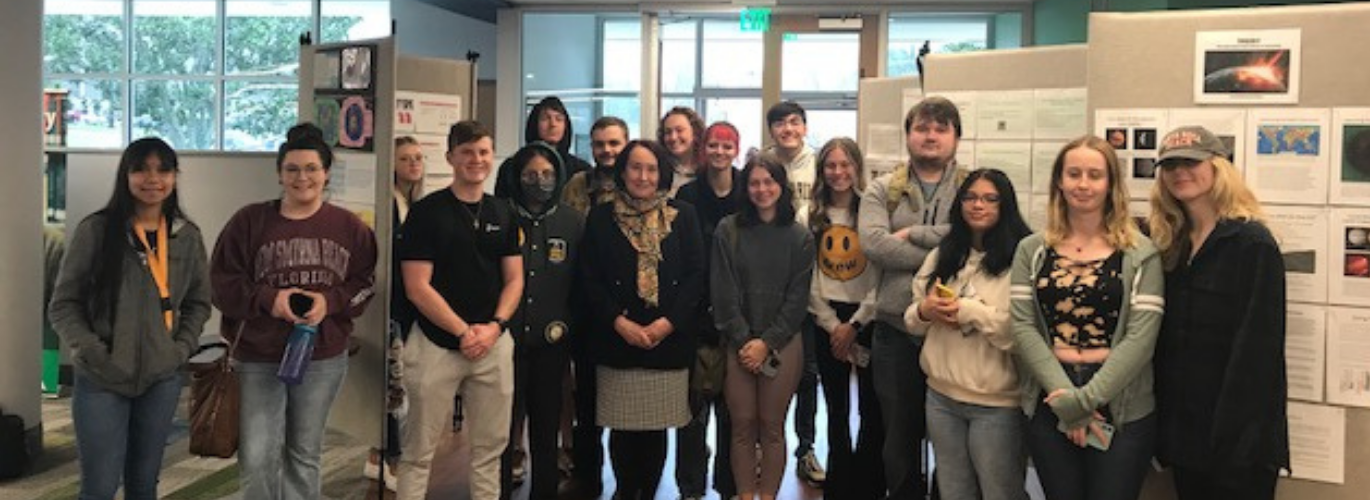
[399,189,520,350]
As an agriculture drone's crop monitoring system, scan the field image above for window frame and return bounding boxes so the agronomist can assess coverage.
[42,0,382,152]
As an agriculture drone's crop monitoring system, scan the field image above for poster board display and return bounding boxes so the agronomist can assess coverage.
[1088,3,1370,497]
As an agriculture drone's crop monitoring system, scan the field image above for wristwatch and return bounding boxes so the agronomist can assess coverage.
[495,317,510,331]
[850,320,864,331]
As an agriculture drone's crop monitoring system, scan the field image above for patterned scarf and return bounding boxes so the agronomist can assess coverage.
[612,191,678,307]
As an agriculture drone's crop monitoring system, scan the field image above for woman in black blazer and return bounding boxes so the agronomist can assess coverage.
[578,139,705,500]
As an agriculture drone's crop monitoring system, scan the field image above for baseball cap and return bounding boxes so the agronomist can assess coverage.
[1157,126,1228,165]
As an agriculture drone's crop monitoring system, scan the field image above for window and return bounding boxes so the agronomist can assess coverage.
[43,0,380,151]
[887,15,992,77]
[659,17,763,151]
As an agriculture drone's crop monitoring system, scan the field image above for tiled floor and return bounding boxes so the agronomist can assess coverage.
[2,373,1090,500]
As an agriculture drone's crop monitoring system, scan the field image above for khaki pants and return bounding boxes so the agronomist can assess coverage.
[397,328,514,500]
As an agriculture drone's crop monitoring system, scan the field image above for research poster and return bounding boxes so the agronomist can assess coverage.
[1167,107,1247,174]
[1286,303,1326,403]
[1266,205,1329,304]
[1328,209,1370,307]
[1326,307,1370,408]
[1031,141,1065,195]
[974,141,1032,201]
[976,90,1034,141]
[1095,108,1168,200]
[1032,88,1087,140]
[1287,401,1344,484]
[1194,29,1301,105]
[1245,108,1329,205]
[1330,108,1370,206]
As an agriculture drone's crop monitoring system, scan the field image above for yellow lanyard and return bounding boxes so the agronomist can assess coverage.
[134,217,172,330]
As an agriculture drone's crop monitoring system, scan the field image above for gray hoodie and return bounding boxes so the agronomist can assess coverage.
[49,213,212,397]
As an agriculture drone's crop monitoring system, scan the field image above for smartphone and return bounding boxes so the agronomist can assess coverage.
[935,283,958,299]
[848,344,871,368]
[758,350,781,378]
[288,293,315,317]
[1085,421,1116,451]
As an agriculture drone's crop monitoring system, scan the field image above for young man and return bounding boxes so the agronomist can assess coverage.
[857,97,967,500]
[764,101,825,486]
[765,101,817,209]
[558,115,629,500]
[562,116,628,217]
[494,142,583,500]
[496,97,593,198]
[397,120,523,500]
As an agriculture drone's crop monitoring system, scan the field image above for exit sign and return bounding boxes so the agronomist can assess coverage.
[740,7,771,33]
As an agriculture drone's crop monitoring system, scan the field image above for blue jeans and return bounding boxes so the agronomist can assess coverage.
[72,374,183,500]
[1026,406,1156,500]
[872,322,927,500]
[925,389,1028,500]
[237,354,348,500]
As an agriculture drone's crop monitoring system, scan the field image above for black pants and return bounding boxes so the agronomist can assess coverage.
[675,345,736,497]
[609,429,667,500]
[794,322,819,457]
[872,322,929,500]
[500,343,569,500]
[811,307,885,500]
[1172,464,1278,500]
[571,353,604,492]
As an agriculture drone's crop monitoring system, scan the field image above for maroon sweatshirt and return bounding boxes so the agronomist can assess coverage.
[210,200,377,362]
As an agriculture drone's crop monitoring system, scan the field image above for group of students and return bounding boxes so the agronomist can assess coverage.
[49,94,1288,500]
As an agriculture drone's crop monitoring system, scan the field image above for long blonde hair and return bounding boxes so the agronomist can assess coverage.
[808,137,866,234]
[1148,156,1265,268]
[1045,135,1138,249]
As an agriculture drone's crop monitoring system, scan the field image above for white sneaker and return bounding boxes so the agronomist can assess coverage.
[796,450,826,485]
[363,450,398,492]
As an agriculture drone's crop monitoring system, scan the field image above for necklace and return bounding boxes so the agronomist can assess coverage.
[459,197,484,230]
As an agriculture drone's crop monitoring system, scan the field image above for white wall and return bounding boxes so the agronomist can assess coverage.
[0,0,44,434]
[392,0,498,80]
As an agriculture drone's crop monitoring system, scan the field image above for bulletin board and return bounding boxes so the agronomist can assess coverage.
[1086,4,1370,499]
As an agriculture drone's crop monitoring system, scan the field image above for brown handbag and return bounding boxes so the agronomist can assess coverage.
[186,323,242,458]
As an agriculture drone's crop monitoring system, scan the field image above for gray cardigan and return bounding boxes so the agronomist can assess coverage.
[857,163,965,332]
[49,213,212,397]
[1009,232,1165,431]
[710,215,814,351]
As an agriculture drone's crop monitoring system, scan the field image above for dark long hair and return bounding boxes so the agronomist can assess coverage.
[737,152,796,227]
[90,137,187,321]
[927,168,1029,291]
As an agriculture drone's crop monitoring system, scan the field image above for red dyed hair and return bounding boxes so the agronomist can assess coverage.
[697,121,741,167]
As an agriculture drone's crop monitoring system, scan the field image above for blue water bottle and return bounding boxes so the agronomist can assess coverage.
[277,293,317,385]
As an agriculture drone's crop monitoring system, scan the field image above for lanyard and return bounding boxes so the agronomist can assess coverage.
[134,217,173,330]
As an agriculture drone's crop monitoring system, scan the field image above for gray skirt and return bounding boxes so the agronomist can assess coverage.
[596,366,691,431]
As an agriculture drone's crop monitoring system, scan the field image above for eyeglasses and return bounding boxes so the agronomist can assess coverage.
[282,165,324,177]
[960,193,1000,205]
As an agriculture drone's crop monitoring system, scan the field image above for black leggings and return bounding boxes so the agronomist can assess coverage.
[609,429,667,500]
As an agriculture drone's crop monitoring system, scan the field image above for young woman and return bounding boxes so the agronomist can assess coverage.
[1149,126,1287,500]
[672,121,746,500]
[905,169,1032,500]
[364,135,426,491]
[804,137,884,500]
[712,153,815,500]
[211,123,378,500]
[50,137,212,500]
[1010,135,1164,500]
[658,106,706,197]
[578,140,705,500]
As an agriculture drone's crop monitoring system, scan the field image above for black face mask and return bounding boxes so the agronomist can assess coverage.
[522,177,556,206]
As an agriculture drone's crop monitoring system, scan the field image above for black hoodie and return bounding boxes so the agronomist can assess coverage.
[500,142,584,349]
[496,96,592,196]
